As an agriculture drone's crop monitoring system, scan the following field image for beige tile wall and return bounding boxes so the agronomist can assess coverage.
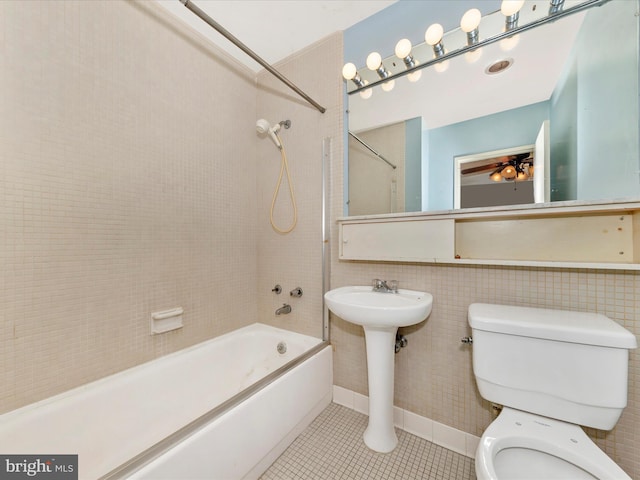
[256,33,343,340]
[0,0,261,413]
[0,0,342,417]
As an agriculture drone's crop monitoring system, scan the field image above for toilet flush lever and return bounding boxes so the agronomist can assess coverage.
[461,336,473,344]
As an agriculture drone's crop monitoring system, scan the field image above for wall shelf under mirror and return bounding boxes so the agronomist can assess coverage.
[338,200,640,270]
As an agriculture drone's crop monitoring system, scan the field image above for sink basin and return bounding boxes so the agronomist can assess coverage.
[324,285,433,453]
[324,286,432,328]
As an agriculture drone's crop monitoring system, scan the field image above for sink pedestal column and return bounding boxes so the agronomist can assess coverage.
[362,325,398,453]
[324,286,433,453]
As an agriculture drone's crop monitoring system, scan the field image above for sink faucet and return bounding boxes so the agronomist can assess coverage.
[276,304,292,315]
[372,279,398,293]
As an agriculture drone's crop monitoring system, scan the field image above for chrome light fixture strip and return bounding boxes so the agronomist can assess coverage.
[347,0,610,95]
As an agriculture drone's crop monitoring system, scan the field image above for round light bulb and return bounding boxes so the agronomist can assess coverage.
[460,8,481,32]
[395,38,412,59]
[464,49,482,64]
[407,62,422,82]
[434,60,449,73]
[342,62,357,81]
[366,52,382,71]
[501,0,525,17]
[381,79,395,92]
[500,35,520,51]
[425,23,444,46]
[490,171,503,182]
[359,81,373,100]
[517,170,529,181]
[408,70,422,82]
[502,165,516,179]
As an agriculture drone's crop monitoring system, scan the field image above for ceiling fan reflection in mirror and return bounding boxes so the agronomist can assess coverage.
[461,152,534,183]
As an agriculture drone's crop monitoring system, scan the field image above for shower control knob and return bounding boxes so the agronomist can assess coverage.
[290,287,303,297]
[272,284,282,294]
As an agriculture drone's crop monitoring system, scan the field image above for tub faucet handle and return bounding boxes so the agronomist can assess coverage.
[290,287,303,297]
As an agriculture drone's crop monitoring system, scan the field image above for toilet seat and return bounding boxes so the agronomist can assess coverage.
[475,407,631,480]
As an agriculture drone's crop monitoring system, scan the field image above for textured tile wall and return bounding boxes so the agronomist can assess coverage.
[256,33,343,340]
[0,0,260,413]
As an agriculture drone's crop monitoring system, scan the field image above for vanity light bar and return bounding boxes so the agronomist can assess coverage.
[343,0,608,95]
[502,0,525,31]
[549,0,567,14]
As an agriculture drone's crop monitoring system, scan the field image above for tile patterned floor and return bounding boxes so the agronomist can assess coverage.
[260,403,476,480]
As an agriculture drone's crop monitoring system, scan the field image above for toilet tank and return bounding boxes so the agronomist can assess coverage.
[468,303,637,430]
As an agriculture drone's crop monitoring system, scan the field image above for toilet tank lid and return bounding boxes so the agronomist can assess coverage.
[468,303,637,349]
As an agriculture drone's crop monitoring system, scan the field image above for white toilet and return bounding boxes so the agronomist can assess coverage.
[468,303,637,480]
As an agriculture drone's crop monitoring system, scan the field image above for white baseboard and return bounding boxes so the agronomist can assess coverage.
[332,385,480,459]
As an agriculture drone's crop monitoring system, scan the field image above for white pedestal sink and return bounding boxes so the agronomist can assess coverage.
[324,285,433,453]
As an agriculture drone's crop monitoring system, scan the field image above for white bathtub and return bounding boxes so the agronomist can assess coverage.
[0,324,332,479]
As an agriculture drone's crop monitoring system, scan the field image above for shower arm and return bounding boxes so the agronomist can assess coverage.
[179,0,326,114]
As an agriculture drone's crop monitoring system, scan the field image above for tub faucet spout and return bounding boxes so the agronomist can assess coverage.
[276,304,292,315]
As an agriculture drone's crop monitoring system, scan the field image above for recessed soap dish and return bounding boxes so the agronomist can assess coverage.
[151,307,184,334]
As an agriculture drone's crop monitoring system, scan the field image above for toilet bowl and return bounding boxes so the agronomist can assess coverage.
[475,408,631,480]
[467,303,637,480]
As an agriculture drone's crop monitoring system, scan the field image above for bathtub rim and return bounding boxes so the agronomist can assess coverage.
[100,339,331,480]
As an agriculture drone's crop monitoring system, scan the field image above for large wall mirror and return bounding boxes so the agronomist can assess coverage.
[344,0,639,216]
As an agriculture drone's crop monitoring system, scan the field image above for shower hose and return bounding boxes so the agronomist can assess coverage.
[270,133,297,234]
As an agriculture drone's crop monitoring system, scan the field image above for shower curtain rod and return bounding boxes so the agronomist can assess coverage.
[348,131,396,169]
[179,0,326,114]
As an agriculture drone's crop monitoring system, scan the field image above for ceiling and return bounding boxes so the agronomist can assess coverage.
[156,0,397,72]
